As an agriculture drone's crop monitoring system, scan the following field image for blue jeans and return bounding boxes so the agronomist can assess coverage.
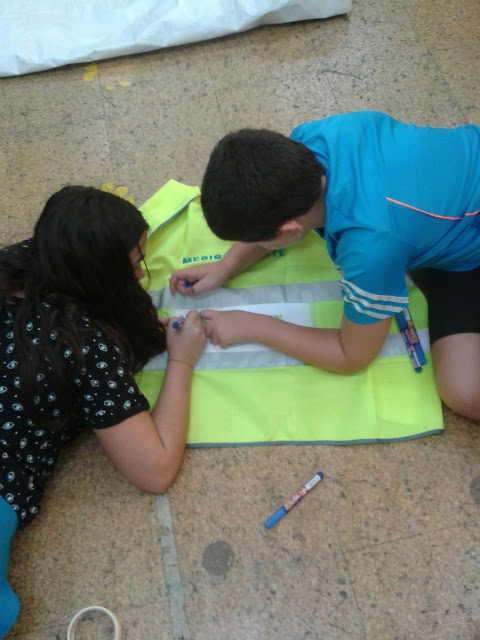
[0,497,19,639]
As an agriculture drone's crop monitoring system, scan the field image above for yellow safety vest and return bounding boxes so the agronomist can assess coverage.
[137,180,443,446]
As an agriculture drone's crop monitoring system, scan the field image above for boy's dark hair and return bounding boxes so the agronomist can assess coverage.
[201,128,325,242]
[0,186,166,430]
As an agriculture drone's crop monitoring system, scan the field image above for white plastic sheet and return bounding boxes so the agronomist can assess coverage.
[0,0,351,77]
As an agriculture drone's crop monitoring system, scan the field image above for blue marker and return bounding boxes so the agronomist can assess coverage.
[395,311,422,373]
[184,280,193,288]
[265,471,324,530]
[402,308,427,366]
[171,318,184,330]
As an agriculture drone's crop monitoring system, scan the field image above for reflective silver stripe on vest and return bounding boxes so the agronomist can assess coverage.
[149,281,343,310]
[143,329,430,371]
[144,283,430,371]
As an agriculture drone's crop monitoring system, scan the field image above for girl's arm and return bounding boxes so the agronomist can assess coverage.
[93,310,205,493]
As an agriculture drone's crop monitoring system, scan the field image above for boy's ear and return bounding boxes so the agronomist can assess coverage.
[278,219,304,237]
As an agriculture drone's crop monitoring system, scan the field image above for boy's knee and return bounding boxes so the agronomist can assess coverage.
[440,384,480,421]
[0,580,20,639]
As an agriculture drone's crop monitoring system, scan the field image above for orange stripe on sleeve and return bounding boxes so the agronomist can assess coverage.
[386,197,480,220]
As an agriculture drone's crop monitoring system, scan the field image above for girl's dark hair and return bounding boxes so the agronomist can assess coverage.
[0,186,166,430]
[201,128,325,242]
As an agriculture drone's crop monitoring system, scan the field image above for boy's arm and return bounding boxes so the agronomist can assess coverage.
[170,242,270,295]
[221,242,272,274]
[200,309,392,373]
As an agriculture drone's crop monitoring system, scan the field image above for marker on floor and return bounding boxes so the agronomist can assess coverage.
[265,471,324,530]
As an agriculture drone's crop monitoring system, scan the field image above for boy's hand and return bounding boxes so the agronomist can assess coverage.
[200,309,256,349]
[169,262,229,296]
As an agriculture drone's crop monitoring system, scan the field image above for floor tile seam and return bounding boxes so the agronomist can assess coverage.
[201,44,228,134]
[211,67,354,113]
[155,493,192,640]
[97,78,217,109]
[213,64,366,95]
[342,520,480,556]
[335,550,369,640]
[322,486,369,639]
[98,82,124,189]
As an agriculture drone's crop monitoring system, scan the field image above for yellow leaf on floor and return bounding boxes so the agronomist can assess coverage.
[82,63,98,81]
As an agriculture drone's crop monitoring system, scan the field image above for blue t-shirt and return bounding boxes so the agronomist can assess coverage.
[290,111,480,324]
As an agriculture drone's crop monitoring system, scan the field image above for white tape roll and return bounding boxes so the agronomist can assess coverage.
[67,606,121,640]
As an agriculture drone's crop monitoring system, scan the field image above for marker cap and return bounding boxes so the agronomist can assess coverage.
[264,507,286,530]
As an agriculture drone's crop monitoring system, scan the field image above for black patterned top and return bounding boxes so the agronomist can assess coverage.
[0,297,149,527]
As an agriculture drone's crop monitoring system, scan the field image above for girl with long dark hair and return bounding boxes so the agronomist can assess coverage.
[0,186,205,637]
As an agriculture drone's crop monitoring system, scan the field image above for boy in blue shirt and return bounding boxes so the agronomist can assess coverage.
[170,111,480,420]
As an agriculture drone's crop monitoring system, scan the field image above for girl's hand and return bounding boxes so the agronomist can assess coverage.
[200,309,258,349]
[166,310,206,366]
[169,262,230,296]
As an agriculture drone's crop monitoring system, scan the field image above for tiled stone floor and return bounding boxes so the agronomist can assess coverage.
[1,1,479,638]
